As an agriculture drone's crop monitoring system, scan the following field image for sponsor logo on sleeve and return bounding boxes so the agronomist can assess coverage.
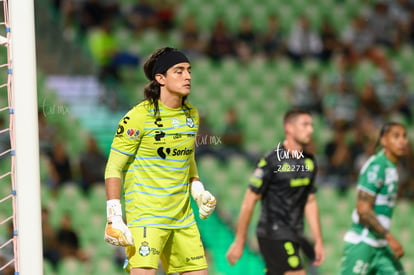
[126,128,140,139]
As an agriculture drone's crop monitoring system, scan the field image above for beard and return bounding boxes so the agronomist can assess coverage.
[294,135,311,147]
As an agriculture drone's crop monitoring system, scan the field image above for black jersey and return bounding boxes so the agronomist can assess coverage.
[249,144,317,241]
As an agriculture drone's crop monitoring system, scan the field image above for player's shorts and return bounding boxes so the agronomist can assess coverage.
[339,241,405,275]
[258,237,304,275]
[125,223,208,274]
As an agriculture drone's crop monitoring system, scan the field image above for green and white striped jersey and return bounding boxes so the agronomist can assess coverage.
[344,150,399,247]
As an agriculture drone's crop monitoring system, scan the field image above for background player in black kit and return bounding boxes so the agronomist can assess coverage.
[226,109,325,275]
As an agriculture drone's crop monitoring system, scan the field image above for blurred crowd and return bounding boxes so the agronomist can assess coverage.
[289,47,414,196]
[17,110,112,273]
[38,110,107,196]
[51,0,414,75]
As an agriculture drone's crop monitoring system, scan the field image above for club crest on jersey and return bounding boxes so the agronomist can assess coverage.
[139,241,150,257]
[186,117,194,128]
[126,128,140,139]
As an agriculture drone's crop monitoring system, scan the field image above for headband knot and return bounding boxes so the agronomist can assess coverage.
[151,50,189,80]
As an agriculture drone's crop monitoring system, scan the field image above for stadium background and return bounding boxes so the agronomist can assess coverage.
[1,0,414,274]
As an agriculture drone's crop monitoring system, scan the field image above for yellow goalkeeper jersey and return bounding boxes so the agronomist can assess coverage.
[110,100,199,229]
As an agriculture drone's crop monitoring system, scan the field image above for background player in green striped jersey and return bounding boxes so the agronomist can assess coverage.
[339,122,408,274]
[103,47,216,275]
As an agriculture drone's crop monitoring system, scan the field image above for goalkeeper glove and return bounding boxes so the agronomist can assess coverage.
[191,180,216,219]
[104,199,134,246]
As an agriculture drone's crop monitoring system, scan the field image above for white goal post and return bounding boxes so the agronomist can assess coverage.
[8,0,43,274]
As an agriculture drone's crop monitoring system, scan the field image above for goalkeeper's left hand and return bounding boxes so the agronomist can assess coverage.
[191,180,216,219]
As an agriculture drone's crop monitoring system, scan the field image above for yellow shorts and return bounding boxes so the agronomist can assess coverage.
[125,223,208,274]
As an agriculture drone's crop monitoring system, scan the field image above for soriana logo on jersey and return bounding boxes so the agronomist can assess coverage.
[157,146,193,159]
[126,128,140,139]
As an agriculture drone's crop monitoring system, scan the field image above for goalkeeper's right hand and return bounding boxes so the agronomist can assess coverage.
[104,199,134,246]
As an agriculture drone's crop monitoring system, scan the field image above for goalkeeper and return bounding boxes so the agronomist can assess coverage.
[104,47,216,275]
